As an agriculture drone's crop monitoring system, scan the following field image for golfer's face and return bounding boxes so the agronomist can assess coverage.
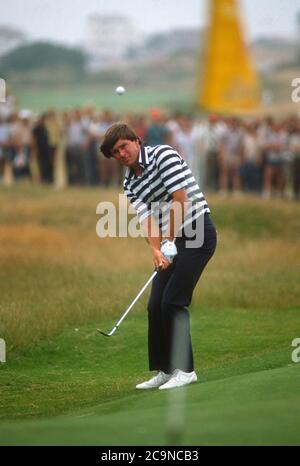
[111,139,140,167]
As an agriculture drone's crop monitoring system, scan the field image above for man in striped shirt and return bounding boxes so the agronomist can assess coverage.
[101,123,217,390]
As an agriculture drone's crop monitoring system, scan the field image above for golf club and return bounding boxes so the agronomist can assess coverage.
[97,268,159,337]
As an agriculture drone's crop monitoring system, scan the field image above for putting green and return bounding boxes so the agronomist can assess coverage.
[1,365,299,445]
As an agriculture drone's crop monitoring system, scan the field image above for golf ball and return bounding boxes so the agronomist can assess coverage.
[115,86,125,95]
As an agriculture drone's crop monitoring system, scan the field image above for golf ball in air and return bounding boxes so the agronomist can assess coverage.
[115,86,125,95]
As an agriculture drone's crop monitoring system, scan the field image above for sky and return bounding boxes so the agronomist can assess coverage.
[2,0,300,45]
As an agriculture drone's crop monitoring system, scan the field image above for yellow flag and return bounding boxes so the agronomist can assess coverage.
[198,0,260,112]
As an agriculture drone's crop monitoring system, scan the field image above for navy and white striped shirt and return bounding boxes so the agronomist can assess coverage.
[123,144,210,236]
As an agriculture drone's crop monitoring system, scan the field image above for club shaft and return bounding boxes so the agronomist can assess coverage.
[114,270,158,328]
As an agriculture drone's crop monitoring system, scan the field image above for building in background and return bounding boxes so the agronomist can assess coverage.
[142,28,203,58]
[84,14,142,70]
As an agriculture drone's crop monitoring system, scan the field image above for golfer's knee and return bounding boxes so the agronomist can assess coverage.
[162,297,191,317]
[161,298,176,315]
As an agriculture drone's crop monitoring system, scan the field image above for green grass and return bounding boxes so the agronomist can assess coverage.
[0,307,297,420]
[14,86,192,112]
[0,309,299,445]
[0,184,299,445]
[0,366,299,446]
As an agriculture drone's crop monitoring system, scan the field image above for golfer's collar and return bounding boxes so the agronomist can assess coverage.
[139,144,149,169]
[126,145,149,180]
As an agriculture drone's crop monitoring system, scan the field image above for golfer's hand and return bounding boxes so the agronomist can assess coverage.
[152,249,171,270]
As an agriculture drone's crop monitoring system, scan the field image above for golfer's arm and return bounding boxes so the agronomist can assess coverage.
[163,188,188,241]
[142,188,188,247]
[142,215,161,252]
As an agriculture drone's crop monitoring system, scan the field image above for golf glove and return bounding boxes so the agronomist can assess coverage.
[160,239,177,263]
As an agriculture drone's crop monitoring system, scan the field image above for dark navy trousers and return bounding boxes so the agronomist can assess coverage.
[147,213,217,374]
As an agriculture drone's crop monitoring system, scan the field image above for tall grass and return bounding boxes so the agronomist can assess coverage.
[0,185,299,356]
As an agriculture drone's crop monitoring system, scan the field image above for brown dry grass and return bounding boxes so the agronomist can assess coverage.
[0,185,299,354]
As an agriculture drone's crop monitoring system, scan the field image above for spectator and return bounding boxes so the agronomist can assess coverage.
[32,113,52,183]
[0,115,8,181]
[65,108,87,185]
[173,113,194,167]
[13,110,33,180]
[219,117,244,196]
[97,109,120,187]
[46,108,61,184]
[240,122,262,194]
[191,114,223,192]
[288,122,300,201]
[129,113,148,141]
[262,121,286,199]
[82,105,100,186]
[145,108,170,146]
[4,105,300,201]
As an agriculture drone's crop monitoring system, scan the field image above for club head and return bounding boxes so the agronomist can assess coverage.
[97,329,110,337]
[97,326,118,337]
[96,269,158,339]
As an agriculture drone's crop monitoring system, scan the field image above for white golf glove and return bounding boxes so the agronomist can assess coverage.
[160,240,177,263]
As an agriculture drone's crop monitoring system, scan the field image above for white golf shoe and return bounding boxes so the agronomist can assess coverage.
[158,369,197,390]
[136,371,172,389]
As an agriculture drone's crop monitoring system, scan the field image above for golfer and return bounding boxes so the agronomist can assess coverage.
[101,123,217,390]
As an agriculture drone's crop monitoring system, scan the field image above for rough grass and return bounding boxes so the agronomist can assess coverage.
[0,184,299,446]
[0,185,299,356]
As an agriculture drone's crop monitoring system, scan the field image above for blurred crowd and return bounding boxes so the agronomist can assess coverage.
[1,104,300,201]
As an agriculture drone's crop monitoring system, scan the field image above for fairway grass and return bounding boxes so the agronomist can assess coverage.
[0,307,297,420]
[0,184,299,445]
[14,86,192,113]
[0,364,299,445]
[0,307,299,445]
